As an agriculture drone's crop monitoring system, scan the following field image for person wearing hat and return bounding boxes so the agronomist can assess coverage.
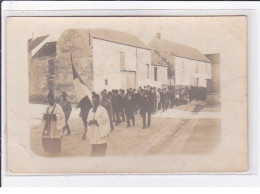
[100,89,114,131]
[114,89,121,126]
[139,89,152,129]
[111,90,117,123]
[125,90,135,127]
[119,89,126,123]
[84,92,111,156]
[41,91,65,154]
[59,91,72,136]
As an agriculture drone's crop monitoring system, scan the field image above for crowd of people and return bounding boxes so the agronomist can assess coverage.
[88,85,208,131]
[41,86,208,156]
[57,85,208,134]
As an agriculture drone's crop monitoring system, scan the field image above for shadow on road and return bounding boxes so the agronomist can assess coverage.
[191,104,205,112]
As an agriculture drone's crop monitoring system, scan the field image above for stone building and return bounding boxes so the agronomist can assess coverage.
[149,33,212,89]
[205,53,221,105]
[28,29,168,104]
[28,35,57,103]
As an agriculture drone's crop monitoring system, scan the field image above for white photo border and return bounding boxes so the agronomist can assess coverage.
[1,1,259,187]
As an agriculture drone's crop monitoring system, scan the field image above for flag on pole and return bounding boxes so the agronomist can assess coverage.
[70,54,92,104]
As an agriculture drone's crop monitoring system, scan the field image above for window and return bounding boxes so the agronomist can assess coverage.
[146,64,149,78]
[154,67,158,81]
[120,52,125,69]
[105,79,108,86]
[48,59,55,75]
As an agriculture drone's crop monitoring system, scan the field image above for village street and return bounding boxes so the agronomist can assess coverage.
[30,102,221,157]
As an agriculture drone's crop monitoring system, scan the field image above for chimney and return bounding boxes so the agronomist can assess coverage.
[156,33,161,40]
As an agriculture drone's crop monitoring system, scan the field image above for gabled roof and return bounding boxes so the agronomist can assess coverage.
[28,35,49,51]
[32,41,56,58]
[89,29,150,50]
[149,37,211,63]
[151,52,168,67]
[205,53,220,64]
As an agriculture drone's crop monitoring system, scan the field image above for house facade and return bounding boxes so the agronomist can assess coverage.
[91,34,152,92]
[28,29,168,104]
[28,35,57,103]
[205,53,221,105]
[174,56,211,88]
[149,33,212,89]
[150,51,168,88]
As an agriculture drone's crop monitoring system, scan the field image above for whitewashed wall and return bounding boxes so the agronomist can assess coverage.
[93,38,139,92]
[175,56,211,88]
[159,65,168,85]
[150,65,168,87]
[136,48,152,87]
[137,48,168,88]
[92,38,169,91]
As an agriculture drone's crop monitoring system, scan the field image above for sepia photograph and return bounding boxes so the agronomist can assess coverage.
[6,16,247,174]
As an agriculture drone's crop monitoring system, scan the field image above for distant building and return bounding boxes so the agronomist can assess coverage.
[205,53,221,105]
[151,51,168,88]
[205,53,220,93]
[149,33,212,89]
[28,29,168,103]
[28,35,57,103]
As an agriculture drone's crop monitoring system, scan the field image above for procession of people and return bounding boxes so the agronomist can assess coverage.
[40,86,208,156]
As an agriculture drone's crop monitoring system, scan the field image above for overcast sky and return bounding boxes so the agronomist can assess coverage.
[7,16,247,55]
[6,16,247,111]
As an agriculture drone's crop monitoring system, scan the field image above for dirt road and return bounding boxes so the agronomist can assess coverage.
[30,102,221,157]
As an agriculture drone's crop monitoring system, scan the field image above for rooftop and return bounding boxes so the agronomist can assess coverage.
[28,35,49,51]
[89,28,150,50]
[151,51,168,67]
[149,37,211,63]
[32,41,56,58]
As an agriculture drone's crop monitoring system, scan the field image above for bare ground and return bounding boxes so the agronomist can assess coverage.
[30,102,221,157]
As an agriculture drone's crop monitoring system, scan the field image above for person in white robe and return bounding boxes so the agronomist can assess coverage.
[41,91,65,153]
[83,92,111,156]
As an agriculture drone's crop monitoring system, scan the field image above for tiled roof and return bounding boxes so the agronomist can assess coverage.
[151,52,168,67]
[28,35,49,51]
[32,41,56,58]
[89,29,150,50]
[149,37,211,63]
[205,53,220,64]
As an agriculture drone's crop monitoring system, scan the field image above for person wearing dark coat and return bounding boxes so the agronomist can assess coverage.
[140,90,153,129]
[165,89,170,110]
[152,87,157,114]
[132,89,138,114]
[59,91,72,136]
[77,95,93,140]
[160,89,166,112]
[114,90,121,126]
[125,91,135,127]
[100,90,114,131]
[169,89,175,108]
[111,90,116,122]
[119,90,126,122]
